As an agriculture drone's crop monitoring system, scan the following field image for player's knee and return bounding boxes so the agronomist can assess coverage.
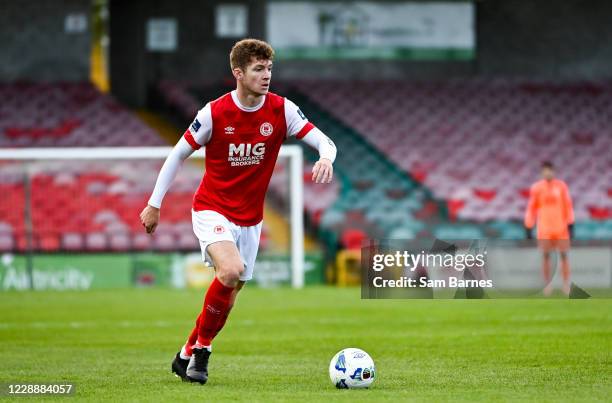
[217,261,244,287]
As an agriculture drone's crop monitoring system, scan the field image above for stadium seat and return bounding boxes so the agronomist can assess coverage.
[109,232,131,251]
[177,233,198,250]
[289,79,612,239]
[0,82,164,148]
[132,233,152,249]
[85,232,107,251]
[154,233,176,251]
[0,234,14,251]
[340,229,367,250]
[62,233,83,250]
[39,232,60,251]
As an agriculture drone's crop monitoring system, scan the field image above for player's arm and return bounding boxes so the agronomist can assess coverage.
[140,138,194,233]
[302,128,336,183]
[285,98,337,184]
[524,184,539,239]
[140,104,212,233]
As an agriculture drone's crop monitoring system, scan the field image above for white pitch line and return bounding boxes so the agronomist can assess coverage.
[0,320,185,330]
[0,319,260,330]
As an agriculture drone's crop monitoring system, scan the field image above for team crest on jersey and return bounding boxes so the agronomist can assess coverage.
[214,225,225,234]
[260,122,273,136]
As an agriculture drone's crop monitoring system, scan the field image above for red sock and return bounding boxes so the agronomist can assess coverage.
[212,289,237,338]
[184,313,202,356]
[196,277,235,346]
[185,287,238,353]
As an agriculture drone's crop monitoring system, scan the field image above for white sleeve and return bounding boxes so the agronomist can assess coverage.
[184,103,213,149]
[285,98,312,138]
[300,127,337,163]
[147,137,194,208]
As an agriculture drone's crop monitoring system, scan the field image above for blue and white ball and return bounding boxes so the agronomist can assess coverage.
[329,348,376,389]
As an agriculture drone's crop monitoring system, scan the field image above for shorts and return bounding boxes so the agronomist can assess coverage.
[537,232,570,253]
[191,210,262,281]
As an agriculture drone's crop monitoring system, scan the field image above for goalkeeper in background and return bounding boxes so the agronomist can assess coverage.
[524,161,575,296]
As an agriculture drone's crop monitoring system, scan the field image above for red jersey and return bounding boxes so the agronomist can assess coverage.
[183,91,314,226]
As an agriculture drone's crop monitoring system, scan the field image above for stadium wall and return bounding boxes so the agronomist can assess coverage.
[0,0,91,81]
[0,252,325,291]
[0,1,609,89]
[109,0,266,107]
[109,0,612,107]
[477,0,612,79]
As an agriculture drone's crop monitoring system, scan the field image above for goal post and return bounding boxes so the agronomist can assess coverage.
[0,146,305,288]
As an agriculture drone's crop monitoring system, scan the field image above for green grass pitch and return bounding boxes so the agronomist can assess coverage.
[0,287,610,401]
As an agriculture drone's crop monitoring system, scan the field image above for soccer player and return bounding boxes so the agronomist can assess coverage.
[524,161,574,296]
[139,39,336,384]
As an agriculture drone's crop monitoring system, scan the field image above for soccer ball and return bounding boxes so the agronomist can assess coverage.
[329,348,376,389]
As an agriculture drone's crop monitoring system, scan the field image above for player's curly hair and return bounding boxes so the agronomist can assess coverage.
[230,39,275,71]
[541,161,554,169]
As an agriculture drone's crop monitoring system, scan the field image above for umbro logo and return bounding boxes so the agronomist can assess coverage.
[225,126,235,135]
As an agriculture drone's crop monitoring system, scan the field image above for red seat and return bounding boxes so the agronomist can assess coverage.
[447,199,466,221]
[572,131,594,145]
[473,188,497,201]
[519,188,531,199]
[4,127,23,139]
[588,206,612,220]
[411,169,427,183]
[39,232,60,251]
[341,229,367,250]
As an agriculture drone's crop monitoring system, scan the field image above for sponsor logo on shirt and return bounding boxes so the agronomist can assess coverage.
[228,143,266,166]
[190,118,201,133]
[260,122,273,136]
[224,126,235,135]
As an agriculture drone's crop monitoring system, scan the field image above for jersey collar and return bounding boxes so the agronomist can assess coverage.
[231,90,266,112]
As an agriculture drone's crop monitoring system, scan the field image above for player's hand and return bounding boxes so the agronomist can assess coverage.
[568,223,574,239]
[524,226,533,240]
[312,158,333,184]
[140,205,160,234]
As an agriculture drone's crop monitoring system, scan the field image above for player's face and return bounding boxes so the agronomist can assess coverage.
[541,167,554,180]
[241,58,272,96]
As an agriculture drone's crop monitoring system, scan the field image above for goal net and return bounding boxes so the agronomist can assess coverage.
[0,146,306,290]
